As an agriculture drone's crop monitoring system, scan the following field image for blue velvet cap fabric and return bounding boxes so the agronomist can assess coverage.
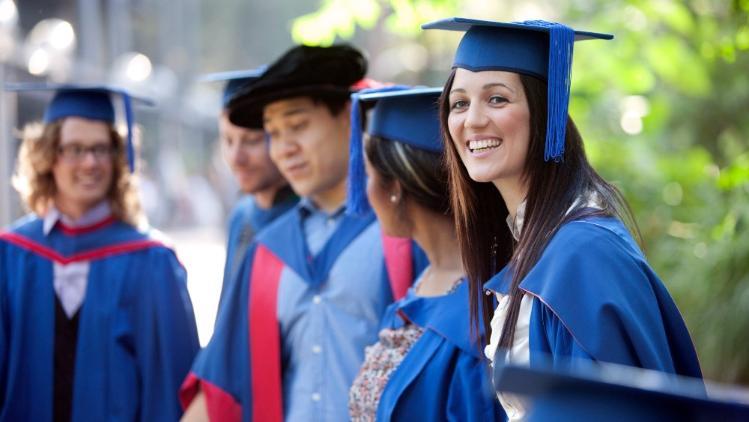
[493,357,747,421]
[360,87,443,153]
[4,83,153,172]
[347,86,442,216]
[422,17,613,161]
[200,67,266,108]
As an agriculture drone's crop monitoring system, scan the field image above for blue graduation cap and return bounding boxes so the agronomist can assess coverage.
[5,83,154,172]
[422,17,613,162]
[199,66,266,108]
[347,86,443,215]
[492,355,749,421]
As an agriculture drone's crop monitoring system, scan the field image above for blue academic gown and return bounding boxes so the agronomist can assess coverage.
[0,215,200,421]
[221,190,298,306]
[181,206,426,422]
[484,217,702,378]
[376,281,505,421]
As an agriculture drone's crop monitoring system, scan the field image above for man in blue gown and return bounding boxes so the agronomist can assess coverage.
[0,85,200,421]
[180,46,425,421]
[203,69,297,303]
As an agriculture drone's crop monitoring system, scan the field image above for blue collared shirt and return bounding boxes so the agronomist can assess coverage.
[278,198,392,421]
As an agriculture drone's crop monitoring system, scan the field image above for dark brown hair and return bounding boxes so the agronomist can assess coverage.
[439,70,639,348]
[312,93,350,117]
[365,135,451,217]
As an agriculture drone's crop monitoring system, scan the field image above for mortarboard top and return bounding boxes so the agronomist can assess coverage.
[347,86,443,215]
[492,355,749,422]
[199,66,266,108]
[358,87,443,153]
[422,17,613,162]
[227,44,367,129]
[4,83,154,173]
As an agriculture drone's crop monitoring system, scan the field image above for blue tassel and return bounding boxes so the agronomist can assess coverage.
[346,85,411,216]
[347,91,369,215]
[520,20,574,162]
[122,93,136,173]
[543,22,574,162]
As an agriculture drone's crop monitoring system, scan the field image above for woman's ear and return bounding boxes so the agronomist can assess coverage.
[389,180,403,204]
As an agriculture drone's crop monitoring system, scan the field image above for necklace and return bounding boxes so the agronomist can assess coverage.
[414,268,464,296]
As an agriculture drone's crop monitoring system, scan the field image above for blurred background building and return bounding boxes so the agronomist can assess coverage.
[1,0,747,385]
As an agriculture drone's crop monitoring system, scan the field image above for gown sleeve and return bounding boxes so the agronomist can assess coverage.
[523,221,701,377]
[529,297,595,368]
[133,247,200,421]
[180,243,256,422]
[446,351,505,421]
[0,247,7,409]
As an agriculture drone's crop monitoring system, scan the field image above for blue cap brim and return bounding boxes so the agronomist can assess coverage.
[198,67,267,83]
[199,68,267,109]
[421,17,613,41]
[4,83,154,105]
[356,86,444,102]
[493,356,749,421]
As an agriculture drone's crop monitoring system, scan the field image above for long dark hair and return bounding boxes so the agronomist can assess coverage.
[365,135,451,217]
[439,70,639,348]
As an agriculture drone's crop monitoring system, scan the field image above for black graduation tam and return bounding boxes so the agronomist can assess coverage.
[227,44,367,129]
[493,357,749,421]
[5,83,153,172]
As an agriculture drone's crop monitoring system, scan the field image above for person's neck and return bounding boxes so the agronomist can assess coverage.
[251,181,290,210]
[493,176,528,220]
[411,208,464,296]
[53,197,101,222]
[309,178,347,214]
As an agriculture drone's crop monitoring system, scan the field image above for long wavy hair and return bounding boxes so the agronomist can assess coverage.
[12,119,145,227]
[439,70,639,348]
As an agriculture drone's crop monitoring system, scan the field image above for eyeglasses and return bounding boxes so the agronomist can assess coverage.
[57,144,115,162]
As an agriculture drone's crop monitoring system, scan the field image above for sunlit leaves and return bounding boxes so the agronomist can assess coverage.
[385,0,458,36]
[291,0,458,44]
[718,154,749,190]
[291,0,381,45]
[645,36,711,96]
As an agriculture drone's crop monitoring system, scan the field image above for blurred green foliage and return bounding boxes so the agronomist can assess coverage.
[293,0,749,384]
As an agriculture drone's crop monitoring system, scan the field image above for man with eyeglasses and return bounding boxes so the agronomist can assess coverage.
[204,69,297,304]
[0,85,199,421]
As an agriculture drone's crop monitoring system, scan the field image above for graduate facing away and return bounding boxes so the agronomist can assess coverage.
[0,85,200,421]
[423,18,703,420]
[345,86,504,421]
[180,45,425,422]
[201,69,297,304]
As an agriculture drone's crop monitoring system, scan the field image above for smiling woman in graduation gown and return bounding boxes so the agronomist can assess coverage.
[423,18,702,420]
